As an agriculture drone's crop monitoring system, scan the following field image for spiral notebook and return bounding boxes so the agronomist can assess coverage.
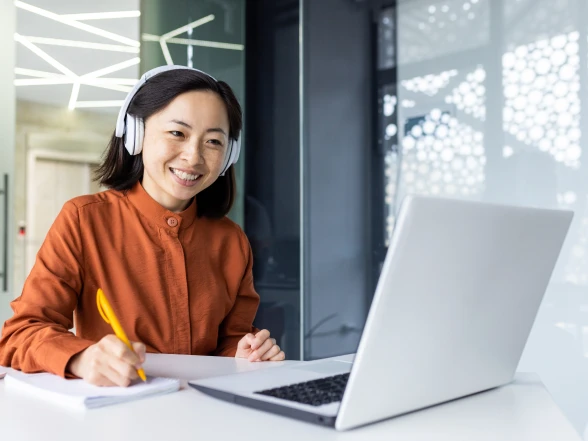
[5,371,180,409]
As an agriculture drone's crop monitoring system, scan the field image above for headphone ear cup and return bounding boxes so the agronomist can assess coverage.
[232,134,241,164]
[219,134,241,176]
[124,114,136,155]
[219,141,232,176]
[134,118,145,155]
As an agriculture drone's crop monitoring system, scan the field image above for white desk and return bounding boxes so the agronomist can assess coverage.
[0,354,581,441]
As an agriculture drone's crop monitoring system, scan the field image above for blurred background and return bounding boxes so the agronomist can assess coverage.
[0,0,586,436]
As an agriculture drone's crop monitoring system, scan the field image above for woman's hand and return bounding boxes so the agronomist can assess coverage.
[235,329,285,362]
[67,334,146,387]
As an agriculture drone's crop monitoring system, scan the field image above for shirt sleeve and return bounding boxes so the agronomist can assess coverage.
[214,229,261,357]
[0,201,95,377]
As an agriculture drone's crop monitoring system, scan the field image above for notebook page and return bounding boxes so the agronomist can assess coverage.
[5,373,180,408]
[8,373,176,396]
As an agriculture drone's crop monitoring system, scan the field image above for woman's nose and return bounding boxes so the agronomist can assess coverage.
[182,142,204,165]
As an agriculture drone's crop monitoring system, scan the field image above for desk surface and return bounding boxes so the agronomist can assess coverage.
[0,354,582,441]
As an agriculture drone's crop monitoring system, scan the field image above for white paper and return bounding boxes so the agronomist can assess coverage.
[5,372,180,409]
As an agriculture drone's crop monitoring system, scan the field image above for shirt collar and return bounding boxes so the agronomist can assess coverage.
[126,181,197,231]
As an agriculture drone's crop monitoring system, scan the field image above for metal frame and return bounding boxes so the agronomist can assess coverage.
[0,174,8,292]
[369,0,397,299]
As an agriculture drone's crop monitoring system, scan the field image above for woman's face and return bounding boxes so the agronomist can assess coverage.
[141,90,230,212]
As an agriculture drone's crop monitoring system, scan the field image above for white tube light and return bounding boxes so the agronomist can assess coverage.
[15,77,133,94]
[160,40,173,65]
[142,33,160,42]
[167,38,244,50]
[15,77,137,86]
[161,15,215,40]
[88,78,138,85]
[61,11,141,20]
[83,83,133,93]
[68,82,80,110]
[19,36,139,53]
[14,67,63,78]
[15,34,77,77]
[75,100,125,108]
[81,57,141,78]
[15,1,140,47]
[15,78,71,85]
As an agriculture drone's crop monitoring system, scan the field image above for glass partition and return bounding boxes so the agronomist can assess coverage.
[141,0,245,225]
[384,0,588,437]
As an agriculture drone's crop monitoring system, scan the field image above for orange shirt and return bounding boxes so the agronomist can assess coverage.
[0,182,259,377]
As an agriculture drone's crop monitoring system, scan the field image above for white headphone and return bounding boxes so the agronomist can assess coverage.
[115,65,241,176]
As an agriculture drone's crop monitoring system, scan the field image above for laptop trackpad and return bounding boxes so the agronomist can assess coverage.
[292,360,351,375]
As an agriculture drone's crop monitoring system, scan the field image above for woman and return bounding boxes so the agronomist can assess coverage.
[0,65,284,387]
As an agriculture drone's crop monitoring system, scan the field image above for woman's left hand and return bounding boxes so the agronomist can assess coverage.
[236,329,285,362]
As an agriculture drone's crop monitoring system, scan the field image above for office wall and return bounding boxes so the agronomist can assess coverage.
[8,0,139,312]
[0,0,15,324]
[389,0,588,437]
[12,101,114,295]
[302,0,371,359]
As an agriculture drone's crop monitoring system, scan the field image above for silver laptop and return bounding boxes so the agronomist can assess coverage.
[189,195,573,431]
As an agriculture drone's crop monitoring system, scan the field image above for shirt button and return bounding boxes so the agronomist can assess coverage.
[167,217,178,227]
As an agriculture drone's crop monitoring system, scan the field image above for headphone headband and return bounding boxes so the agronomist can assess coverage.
[114,65,239,176]
[115,65,216,138]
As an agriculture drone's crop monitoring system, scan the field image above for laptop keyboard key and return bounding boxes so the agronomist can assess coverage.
[255,373,350,406]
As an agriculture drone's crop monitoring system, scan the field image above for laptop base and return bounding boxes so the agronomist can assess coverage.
[189,383,338,428]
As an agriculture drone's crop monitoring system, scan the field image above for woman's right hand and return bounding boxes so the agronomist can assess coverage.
[67,334,146,387]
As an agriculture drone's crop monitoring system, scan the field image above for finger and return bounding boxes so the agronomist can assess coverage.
[252,329,271,350]
[261,344,281,361]
[249,338,274,362]
[238,333,255,350]
[101,356,137,387]
[108,353,140,383]
[86,352,134,388]
[84,360,112,387]
[131,341,146,363]
[269,351,286,362]
[101,335,140,366]
[86,370,117,387]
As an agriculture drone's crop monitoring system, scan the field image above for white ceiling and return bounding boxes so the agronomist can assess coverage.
[15,0,140,113]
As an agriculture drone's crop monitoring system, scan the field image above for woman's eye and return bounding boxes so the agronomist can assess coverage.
[170,131,184,137]
[208,139,223,146]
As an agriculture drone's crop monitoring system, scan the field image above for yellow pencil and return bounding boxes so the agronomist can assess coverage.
[96,288,147,382]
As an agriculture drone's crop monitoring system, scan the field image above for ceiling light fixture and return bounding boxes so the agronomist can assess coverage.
[14,67,62,78]
[166,37,243,50]
[15,1,140,47]
[142,15,220,65]
[61,10,141,20]
[68,82,80,110]
[18,35,139,53]
[75,100,125,108]
[81,57,141,79]
[15,34,76,77]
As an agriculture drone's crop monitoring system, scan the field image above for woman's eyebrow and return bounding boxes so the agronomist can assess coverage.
[169,119,192,129]
[206,128,227,136]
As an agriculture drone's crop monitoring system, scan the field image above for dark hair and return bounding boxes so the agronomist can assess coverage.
[95,69,242,219]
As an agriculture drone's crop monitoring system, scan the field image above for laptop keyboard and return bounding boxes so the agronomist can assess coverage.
[254,372,350,406]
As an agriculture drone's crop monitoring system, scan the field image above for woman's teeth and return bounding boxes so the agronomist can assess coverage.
[171,168,200,181]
